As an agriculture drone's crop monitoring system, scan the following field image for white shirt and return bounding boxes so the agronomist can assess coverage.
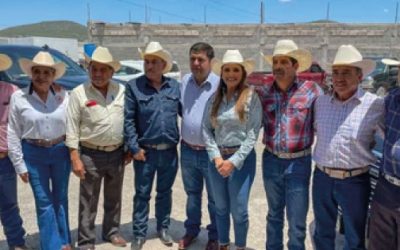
[313,88,384,169]
[8,86,69,174]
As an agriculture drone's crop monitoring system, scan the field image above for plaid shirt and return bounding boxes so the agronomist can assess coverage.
[256,79,323,153]
[383,88,400,178]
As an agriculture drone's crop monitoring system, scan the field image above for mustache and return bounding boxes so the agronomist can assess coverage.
[273,68,285,75]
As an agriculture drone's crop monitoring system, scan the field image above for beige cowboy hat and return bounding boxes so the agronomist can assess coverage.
[19,51,66,80]
[211,50,255,75]
[0,54,12,71]
[264,40,312,72]
[85,46,121,72]
[382,58,400,66]
[332,45,375,76]
[138,41,173,73]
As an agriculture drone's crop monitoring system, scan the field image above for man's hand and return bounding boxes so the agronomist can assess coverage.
[133,149,146,161]
[124,151,133,166]
[70,148,86,180]
[218,160,235,178]
[19,172,29,183]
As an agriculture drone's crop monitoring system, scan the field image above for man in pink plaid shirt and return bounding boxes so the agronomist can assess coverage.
[256,40,323,250]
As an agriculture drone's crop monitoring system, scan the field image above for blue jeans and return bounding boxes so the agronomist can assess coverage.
[180,144,217,240]
[132,147,178,238]
[209,149,256,248]
[0,156,25,248]
[22,141,71,250]
[262,150,311,250]
[312,168,370,250]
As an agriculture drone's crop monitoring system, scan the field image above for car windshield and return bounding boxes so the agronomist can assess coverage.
[0,46,86,81]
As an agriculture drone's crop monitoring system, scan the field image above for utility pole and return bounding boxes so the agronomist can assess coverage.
[326,2,330,21]
[204,5,207,24]
[87,2,91,22]
[395,1,399,24]
[129,10,132,22]
[258,0,265,71]
[145,3,148,23]
[260,0,264,24]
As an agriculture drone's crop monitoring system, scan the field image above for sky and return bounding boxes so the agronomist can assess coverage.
[1,0,400,29]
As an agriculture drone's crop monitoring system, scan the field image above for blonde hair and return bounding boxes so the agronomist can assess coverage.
[210,65,251,128]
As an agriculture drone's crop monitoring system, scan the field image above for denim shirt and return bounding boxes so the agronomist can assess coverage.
[202,88,262,169]
[383,88,400,178]
[124,75,181,154]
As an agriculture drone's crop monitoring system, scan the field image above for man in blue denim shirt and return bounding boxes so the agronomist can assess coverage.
[179,42,219,250]
[124,41,180,250]
[368,59,400,250]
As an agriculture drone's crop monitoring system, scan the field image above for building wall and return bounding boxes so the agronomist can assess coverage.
[88,21,400,74]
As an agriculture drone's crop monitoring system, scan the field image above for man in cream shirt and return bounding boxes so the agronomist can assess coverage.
[66,46,129,250]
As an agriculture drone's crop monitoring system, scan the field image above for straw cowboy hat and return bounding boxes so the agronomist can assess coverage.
[138,41,173,73]
[382,58,400,66]
[211,50,255,75]
[332,45,375,76]
[19,51,66,80]
[0,53,12,71]
[264,39,312,72]
[85,46,121,72]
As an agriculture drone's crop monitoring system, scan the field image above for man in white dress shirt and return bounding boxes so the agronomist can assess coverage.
[312,45,384,250]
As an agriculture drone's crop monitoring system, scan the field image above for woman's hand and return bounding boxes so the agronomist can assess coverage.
[19,172,29,183]
[218,160,235,178]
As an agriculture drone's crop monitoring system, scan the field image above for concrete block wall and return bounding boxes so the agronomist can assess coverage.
[88,21,400,75]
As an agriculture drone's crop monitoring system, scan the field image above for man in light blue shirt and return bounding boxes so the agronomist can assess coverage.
[179,42,219,250]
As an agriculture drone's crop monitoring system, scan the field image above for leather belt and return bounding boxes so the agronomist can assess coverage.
[0,152,8,159]
[142,143,175,150]
[384,173,400,187]
[80,141,122,152]
[219,146,240,155]
[181,140,206,151]
[265,146,311,159]
[25,135,66,148]
[317,165,369,180]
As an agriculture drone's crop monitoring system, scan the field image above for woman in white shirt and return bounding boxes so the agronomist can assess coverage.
[202,50,262,250]
[8,51,71,250]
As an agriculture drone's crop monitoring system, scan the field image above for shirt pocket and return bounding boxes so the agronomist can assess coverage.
[137,94,154,116]
[288,102,311,121]
[164,94,180,113]
[83,104,106,124]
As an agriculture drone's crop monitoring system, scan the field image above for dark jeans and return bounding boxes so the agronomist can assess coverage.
[0,156,25,248]
[22,141,71,250]
[368,176,400,250]
[209,150,256,248]
[132,147,178,238]
[77,146,125,247]
[262,150,311,250]
[312,168,370,250]
[180,144,217,240]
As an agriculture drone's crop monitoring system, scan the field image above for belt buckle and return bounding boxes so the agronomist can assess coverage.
[328,169,346,179]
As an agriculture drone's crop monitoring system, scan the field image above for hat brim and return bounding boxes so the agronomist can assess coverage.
[382,58,400,66]
[211,59,255,76]
[138,48,173,74]
[0,54,12,71]
[333,59,376,77]
[264,49,312,72]
[19,58,66,80]
[84,54,121,72]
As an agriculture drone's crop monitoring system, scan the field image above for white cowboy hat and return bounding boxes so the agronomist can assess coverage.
[0,54,12,71]
[138,41,173,74]
[382,58,400,66]
[19,51,66,80]
[332,45,375,76]
[211,50,255,75]
[264,40,312,72]
[85,46,121,72]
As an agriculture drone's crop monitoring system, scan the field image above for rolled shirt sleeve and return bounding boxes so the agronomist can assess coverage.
[7,93,27,174]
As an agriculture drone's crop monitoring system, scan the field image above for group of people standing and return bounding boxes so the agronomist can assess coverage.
[0,38,398,250]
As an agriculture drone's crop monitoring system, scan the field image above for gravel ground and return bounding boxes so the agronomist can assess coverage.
[0,134,345,250]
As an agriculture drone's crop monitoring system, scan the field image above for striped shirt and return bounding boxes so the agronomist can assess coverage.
[313,87,385,169]
[383,87,400,178]
[256,79,323,153]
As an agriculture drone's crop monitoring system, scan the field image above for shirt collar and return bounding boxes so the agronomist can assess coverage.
[27,82,56,96]
[189,71,219,88]
[330,86,364,104]
[272,78,300,94]
[144,75,171,89]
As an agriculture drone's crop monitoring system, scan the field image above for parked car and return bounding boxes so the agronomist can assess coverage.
[361,57,399,96]
[247,61,328,91]
[0,44,88,90]
[114,60,182,82]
